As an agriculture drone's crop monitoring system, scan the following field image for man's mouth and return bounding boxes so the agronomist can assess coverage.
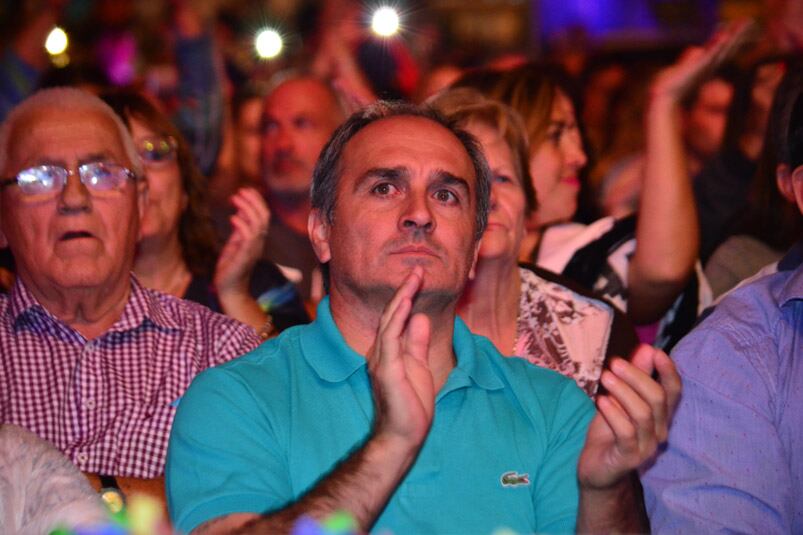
[59,231,94,241]
[392,245,439,257]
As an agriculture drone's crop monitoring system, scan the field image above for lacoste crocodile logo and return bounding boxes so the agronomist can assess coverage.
[500,471,530,487]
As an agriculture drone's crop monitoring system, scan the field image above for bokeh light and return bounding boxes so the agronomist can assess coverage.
[371,7,400,37]
[255,28,283,59]
[45,27,69,56]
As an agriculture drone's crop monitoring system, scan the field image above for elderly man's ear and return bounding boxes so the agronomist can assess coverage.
[776,163,803,214]
[308,208,332,263]
[136,179,148,222]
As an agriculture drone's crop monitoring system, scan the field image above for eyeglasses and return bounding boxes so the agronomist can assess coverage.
[138,136,177,165]
[0,162,137,196]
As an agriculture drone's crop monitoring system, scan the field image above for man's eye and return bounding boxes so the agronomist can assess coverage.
[494,173,513,184]
[434,189,458,204]
[371,183,397,196]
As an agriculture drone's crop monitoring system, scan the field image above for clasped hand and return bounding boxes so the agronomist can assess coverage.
[367,267,435,449]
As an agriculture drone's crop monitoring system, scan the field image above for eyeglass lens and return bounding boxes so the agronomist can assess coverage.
[15,163,131,195]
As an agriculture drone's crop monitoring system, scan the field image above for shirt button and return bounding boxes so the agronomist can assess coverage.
[84,398,96,409]
[77,453,88,463]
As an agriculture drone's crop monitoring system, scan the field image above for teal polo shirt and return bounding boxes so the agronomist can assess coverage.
[166,297,594,534]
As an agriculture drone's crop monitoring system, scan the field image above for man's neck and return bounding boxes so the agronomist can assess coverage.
[19,271,132,341]
[268,192,312,237]
[328,285,458,391]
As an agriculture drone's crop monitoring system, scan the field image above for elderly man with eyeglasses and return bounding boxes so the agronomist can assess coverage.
[0,88,260,507]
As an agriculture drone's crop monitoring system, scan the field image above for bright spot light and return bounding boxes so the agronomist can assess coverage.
[371,7,400,37]
[45,27,68,56]
[255,29,283,59]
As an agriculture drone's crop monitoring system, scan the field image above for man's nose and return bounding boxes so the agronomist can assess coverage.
[58,170,91,213]
[400,192,435,233]
[272,126,294,153]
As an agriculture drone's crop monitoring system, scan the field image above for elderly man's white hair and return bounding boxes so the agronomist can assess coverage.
[0,87,143,178]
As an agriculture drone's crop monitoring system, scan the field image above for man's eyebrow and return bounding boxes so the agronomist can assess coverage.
[353,166,409,190]
[431,169,470,195]
[78,152,116,165]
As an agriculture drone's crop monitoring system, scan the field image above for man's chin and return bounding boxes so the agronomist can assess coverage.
[341,275,462,316]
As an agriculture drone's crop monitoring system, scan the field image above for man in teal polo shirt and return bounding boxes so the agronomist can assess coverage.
[166,102,680,534]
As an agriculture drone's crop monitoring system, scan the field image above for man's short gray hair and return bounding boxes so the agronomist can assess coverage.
[310,101,492,241]
[0,87,143,178]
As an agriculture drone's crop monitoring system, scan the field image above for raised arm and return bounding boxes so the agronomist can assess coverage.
[171,0,225,177]
[627,22,753,323]
[195,268,435,534]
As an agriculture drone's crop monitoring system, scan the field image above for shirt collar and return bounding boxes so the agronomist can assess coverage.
[8,274,180,332]
[8,276,41,321]
[300,296,504,392]
[108,275,181,332]
[779,259,803,308]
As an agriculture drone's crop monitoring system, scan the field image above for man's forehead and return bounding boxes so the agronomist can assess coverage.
[8,107,125,167]
[266,79,337,114]
[342,115,475,174]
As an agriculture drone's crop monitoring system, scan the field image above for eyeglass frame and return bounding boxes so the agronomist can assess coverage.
[136,135,178,165]
[0,161,140,197]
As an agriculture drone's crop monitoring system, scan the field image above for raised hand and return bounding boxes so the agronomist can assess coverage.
[368,266,435,448]
[651,20,755,102]
[577,345,682,490]
[214,187,270,297]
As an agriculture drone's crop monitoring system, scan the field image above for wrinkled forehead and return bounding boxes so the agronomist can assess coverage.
[5,107,128,173]
[341,115,476,179]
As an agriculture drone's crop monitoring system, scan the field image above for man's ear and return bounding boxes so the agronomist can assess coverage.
[0,201,8,248]
[308,208,332,263]
[136,178,148,222]
[467,239,481,280]
[790,164,803,215]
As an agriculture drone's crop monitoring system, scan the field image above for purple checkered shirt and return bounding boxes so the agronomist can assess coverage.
[0,276,261,478]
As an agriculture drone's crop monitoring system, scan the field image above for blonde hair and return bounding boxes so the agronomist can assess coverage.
[429,87,537,213]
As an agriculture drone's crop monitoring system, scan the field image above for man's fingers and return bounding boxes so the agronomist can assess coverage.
[379,266,424,332]
[380,296,413,353]
[654,350,682,425]
[610,357,668,442]
[600,368,655,449]
[404,313,431,365]
[594,394,639,459]
[628,344,657,376]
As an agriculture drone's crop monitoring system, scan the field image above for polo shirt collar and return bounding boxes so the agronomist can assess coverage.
[449,317,504,392]
[301,296,504,392]
[300,296,367,383]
